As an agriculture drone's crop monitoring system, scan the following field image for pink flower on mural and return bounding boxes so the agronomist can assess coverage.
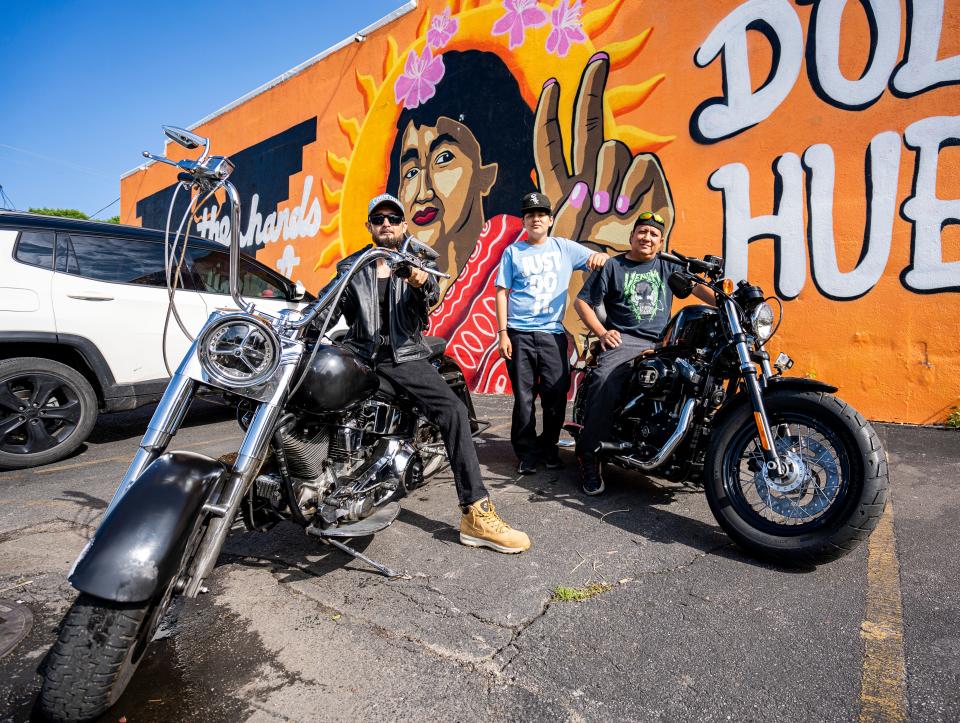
[492,0,548,50]
[546,0,586,57]
[394,47,445,109]
[427,7,459,49]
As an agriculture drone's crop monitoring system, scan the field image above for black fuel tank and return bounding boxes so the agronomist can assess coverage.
[289,345,379,413]
[659,305,719,352]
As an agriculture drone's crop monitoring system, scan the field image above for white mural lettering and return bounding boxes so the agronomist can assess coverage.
[892,0,960,97]
[711,123,959,298]
[276,244,301,278]
[807,0,901,110]
[901,115,960,292]
[698,0,957,298]
[803,132,901,299]
[693,0,804,142]
[709,155,806,298]
[195,175,322,248]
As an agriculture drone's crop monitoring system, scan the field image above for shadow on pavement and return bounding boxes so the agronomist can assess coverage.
[478,437,810,573]
[86,399,236,446]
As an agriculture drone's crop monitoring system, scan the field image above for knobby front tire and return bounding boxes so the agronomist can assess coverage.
[37,594,155,722]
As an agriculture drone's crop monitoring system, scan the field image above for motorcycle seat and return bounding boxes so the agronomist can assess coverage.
[425,335,447,357]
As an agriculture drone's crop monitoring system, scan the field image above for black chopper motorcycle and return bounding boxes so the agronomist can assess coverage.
[37,127,478,722]
[568,250,888,565]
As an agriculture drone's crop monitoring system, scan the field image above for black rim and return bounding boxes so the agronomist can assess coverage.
[0,372,83,455]
[722,410,853,535]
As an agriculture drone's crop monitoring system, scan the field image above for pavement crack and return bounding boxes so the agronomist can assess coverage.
[0,518,94,544]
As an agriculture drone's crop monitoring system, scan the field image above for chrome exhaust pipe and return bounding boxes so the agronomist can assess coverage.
[612,398,696,471]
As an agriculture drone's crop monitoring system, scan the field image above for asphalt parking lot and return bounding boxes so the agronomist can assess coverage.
[1,394,958,722]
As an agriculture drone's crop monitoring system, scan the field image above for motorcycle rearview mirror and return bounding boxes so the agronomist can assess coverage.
[290,280,307,302]
[403,235,439,261]
[668,271,695,299]
[162,125,207,150]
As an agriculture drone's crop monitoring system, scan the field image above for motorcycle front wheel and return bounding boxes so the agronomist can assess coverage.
[38,514,207,721]
[704,391,888,565]
[37,593,162,722]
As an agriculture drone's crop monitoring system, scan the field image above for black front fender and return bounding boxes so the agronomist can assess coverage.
[69,452,226,603]
[710,376,839,432]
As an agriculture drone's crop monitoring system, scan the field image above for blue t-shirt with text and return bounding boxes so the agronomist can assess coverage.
[495,236,592,333]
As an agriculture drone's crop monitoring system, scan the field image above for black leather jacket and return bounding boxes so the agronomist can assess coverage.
[321,245,441,363]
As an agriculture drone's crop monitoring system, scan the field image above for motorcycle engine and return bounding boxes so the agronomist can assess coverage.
[618,400,679,454]
[244,398,414,532]
[615,360,688,455]
[630,357,678,400]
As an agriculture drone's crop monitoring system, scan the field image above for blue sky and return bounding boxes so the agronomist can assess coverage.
[0,0,406,217]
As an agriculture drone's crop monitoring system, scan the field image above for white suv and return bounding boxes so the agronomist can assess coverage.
[0,210,313,470]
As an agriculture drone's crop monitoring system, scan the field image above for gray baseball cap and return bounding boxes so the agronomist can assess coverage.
[367,193,404,217]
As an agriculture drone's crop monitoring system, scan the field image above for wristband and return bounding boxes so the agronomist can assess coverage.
[498,328,508,334]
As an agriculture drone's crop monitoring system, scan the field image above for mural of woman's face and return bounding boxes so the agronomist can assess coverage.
[397,116,497,264]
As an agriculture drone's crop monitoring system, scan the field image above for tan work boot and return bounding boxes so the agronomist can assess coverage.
[460,498,531,554]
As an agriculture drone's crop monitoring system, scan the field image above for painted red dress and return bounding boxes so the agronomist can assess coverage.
[427,214,525,394]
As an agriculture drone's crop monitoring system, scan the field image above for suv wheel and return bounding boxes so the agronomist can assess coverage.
[0,357,98,470]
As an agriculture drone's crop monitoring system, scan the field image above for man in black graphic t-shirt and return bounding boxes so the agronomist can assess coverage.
[573,212,715,495]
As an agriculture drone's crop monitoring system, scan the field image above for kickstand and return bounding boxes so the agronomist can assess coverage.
[323,537,408,579]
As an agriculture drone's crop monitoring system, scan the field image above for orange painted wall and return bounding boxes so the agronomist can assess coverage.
[120,0,960,424]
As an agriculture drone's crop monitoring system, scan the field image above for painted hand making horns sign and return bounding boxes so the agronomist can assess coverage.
[534,51,674,248]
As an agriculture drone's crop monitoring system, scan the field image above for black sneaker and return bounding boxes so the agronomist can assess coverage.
[544,455,563,470]
[577,453,605,495]
[517,459,537,475]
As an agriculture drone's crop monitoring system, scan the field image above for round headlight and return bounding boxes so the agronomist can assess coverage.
[750,302,775,342]
[198,315,280,388]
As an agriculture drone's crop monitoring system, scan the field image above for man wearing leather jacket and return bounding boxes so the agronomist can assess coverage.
[323,193,531,554]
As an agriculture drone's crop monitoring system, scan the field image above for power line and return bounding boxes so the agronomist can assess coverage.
[0,184,16,210]
[89,196,120,219]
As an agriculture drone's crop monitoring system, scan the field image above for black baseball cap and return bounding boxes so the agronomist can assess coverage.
[520,192,552,215]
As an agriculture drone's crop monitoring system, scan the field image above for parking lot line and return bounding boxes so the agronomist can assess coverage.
[34,454,131,474]
[859,501,907,722]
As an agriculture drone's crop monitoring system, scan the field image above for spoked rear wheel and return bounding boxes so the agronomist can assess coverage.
[704,391,888,565]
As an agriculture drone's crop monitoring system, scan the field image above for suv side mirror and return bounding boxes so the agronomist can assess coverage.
[290,280,307,302]
[163,126,207,150]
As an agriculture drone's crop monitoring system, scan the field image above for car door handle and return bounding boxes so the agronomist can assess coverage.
[67,294,114,301]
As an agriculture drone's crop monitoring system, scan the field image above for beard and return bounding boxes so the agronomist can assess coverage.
[374,230,404,249]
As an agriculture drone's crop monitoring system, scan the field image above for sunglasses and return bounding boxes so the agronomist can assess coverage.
[637,211,665,224]
[369,213,404,226]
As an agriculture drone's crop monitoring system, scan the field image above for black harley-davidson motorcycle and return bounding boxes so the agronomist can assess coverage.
[37,127,478,722]
[568,250,888,565]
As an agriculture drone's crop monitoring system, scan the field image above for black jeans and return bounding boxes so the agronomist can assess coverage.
[375,358,488,508]
[505,330,571,464]
[576,335,654,456]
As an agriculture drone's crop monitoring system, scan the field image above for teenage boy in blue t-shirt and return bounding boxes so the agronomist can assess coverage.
[495,192,608,475]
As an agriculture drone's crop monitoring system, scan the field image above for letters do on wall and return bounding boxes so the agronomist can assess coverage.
[121,0,960,424]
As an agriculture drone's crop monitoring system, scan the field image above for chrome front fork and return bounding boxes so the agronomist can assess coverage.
[104,339,300,597]
[724,299,783,474]
[104,370,197,518]
[183,360,299,596]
